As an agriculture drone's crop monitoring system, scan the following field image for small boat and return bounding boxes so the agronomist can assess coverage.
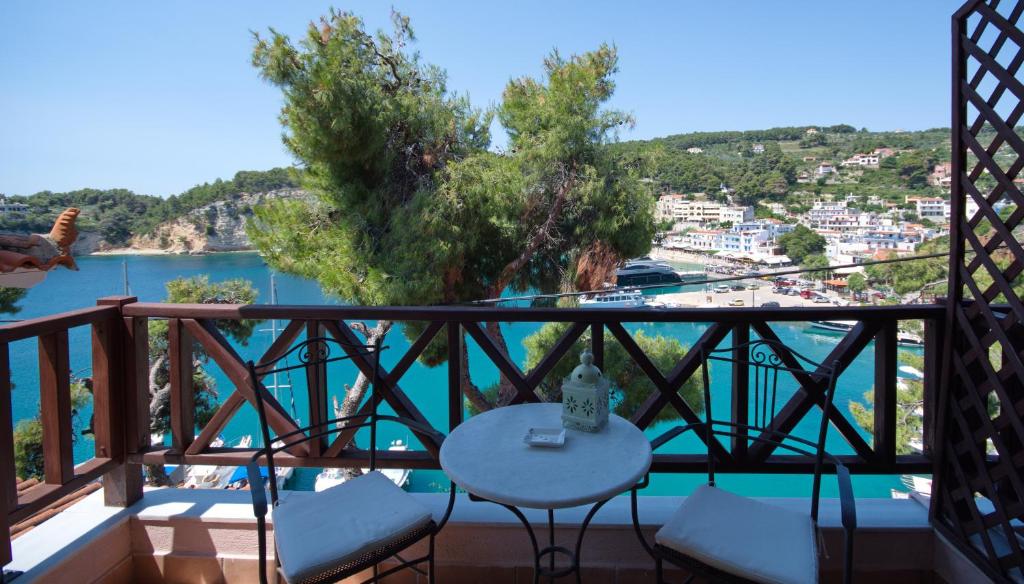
[809,320,857,332]
[615,259,684,287]
[181,436,251,489]
[580,289,658,308]
[314,439,412,492]
[897,331,925,347]
[899,365,924,379]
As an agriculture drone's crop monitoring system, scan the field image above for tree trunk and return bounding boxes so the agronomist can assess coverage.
[474,167,578,408]
[460,333,494,412]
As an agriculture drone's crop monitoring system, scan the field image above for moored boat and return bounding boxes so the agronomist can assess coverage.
[615,258,684,287]
[315,439,412,492]
[580,289,653,308]
[809,320,857,332]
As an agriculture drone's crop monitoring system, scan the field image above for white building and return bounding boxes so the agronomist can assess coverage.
[905,196,979,222]
[841,153,880,168]
[0,198,29,214]
[655,194,753,225]
[907,196,947,221]
[686,147,704,154]
[806,201,853,226]
[816,163,836,176]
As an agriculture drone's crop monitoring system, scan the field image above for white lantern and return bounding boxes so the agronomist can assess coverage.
[561,348,610,432]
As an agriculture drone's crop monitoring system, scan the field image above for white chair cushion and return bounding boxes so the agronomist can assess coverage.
[655,484,818,584]
[272,470,433,584]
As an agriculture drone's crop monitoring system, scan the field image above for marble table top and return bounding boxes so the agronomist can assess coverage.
[440,403,652,509]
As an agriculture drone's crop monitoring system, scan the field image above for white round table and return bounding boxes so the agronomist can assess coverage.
[440,403,652,582]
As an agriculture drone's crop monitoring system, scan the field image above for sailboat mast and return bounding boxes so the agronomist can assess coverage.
[270,274,280,400]
[122,259,130,296]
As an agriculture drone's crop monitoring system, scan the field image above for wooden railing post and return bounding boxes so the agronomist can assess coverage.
[0,343,13,567]
[38,330,73,485]
[305,321,328,455]
[922,316,943,455]
[168,318,195,453]
[96,297,143,507]
[448,322,462,431]
[591,323,604,370]
[0,344,16,514]
[731,323,750,459]
[874,320,898,468]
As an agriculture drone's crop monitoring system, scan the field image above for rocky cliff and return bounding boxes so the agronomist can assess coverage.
[108,188,309,254]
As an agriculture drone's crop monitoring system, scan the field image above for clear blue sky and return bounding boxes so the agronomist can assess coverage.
[1,1,964,197]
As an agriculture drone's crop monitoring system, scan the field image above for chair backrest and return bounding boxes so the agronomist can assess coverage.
[699,337,840,521]
[247,335,382,505]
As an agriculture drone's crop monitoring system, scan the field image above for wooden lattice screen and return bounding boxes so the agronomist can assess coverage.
[936,1,1024,580]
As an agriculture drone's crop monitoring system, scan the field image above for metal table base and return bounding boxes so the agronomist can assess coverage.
[468,492,610,584]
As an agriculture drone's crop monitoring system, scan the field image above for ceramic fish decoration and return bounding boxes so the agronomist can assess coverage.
[0,208,81,287]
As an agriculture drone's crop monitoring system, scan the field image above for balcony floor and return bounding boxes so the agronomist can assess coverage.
[4,483,989,584]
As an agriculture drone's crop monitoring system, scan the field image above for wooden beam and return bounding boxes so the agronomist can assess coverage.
[608,322,732,463]
[182,318,307,456]
[0,344,17,511]
[874,321,898,467]
[304,321,328,456]
[0,306,118,344]
[748,321,878,462]
[121,302,946,324]
[38,330,73,485]
[462,321,538,404]
[448,322,462,432]
[630,322,730,429]
[731,323,750,458]
[322,321,442,456]
[168,319,194,453]
[525,322,587,390]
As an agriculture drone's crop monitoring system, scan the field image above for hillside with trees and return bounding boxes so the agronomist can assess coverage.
[0,168,299,247]
[609,125,1006,212]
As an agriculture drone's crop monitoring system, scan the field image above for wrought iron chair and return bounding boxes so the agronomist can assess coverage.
[244,336,456,584]
[630,338,857,584]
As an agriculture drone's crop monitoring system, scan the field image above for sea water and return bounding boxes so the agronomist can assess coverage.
[10,253,910,497]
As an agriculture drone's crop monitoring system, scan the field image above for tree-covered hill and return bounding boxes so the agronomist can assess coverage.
[0,168,298,245]
[608,125,993,208]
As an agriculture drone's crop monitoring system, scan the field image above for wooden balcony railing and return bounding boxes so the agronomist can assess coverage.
[0,297,947,566]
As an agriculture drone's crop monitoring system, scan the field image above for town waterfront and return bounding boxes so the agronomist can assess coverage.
[11,253,912,497]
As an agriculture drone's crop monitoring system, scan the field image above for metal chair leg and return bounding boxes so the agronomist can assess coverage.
[428,534,436,584]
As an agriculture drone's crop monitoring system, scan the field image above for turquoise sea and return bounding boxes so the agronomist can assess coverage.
[10,253,915,498]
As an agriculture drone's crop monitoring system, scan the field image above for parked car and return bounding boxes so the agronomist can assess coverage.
[787,288,802,296]
[730,283,745,291]
[714,284,730,293]
[871,291,886,299]
[760,301,781,308]
[746,283,759,290]
[728,298,745,307]
[813,295,831,303]
[800,289,814,299]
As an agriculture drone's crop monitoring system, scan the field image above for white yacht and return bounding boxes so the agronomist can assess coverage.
[314,439,412,492]
[181,436,250,489]
[580,289,661,308]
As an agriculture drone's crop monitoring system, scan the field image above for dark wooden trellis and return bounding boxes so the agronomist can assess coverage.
[936,1,1024,580]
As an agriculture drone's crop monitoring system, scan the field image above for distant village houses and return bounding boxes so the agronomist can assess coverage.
[816,163,836,176]
[686,147,704,154]
[0,197,29,214]
[841,153,880,168]
[929,162,952,190]
[654,193,754,226]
